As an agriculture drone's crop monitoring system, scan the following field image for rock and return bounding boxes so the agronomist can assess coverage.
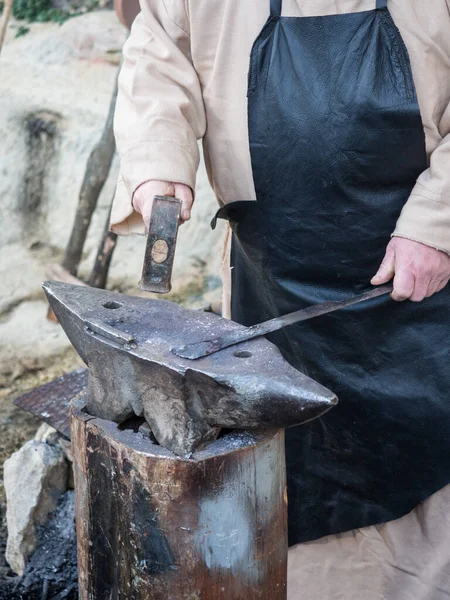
[4,440,69,575]
[1,13,125,253]
[0,300,72,380]
[0,244,47,315]
[34,422,59,444]
[33,424,76,486]
[58,437,73,463]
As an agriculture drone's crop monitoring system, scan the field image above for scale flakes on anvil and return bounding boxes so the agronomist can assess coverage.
[43,281,337,457]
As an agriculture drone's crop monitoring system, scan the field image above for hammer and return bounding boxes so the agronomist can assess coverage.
[139,195,182,294]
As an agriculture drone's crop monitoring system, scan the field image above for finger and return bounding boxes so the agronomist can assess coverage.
[133,180,173,212]
[426,279,441,298]
[410,277,430,302]
[141,197,154,232]
[174,183,194,223]
[436,278,450,293]
[371,247,395,285]
[391,269,415,301]
[133,180,175,231]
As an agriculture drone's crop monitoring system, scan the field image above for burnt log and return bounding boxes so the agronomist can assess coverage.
[71,398,288,599]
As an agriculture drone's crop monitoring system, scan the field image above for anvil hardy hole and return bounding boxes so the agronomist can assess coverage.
[233,350,253,358]
[102,301,123,310]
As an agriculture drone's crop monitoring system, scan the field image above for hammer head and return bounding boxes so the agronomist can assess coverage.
[139,195,181,294]
[43,281,337,457]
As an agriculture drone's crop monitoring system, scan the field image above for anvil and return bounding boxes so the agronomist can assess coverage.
[43,281,337,456]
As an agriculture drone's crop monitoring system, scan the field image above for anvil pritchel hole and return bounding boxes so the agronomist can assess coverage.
[233,351,253,358]
[102,301,123,310]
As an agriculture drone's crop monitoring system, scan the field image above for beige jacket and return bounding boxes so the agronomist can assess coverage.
[111,0,450,254]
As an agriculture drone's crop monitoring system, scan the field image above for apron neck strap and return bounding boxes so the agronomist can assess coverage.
[271,0,386,16]
[270,0,281,17]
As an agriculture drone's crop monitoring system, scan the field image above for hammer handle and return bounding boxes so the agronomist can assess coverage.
[139,196,182,294]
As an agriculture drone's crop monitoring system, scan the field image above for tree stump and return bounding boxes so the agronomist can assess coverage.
[71,397,287,600]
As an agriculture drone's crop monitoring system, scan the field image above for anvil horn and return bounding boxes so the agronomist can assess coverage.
[43,281,337,456]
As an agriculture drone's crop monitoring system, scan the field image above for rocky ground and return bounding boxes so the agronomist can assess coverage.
[0,352,82,590]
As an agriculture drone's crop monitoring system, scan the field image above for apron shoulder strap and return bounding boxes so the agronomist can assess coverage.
[270,0,281,17]
[376,0,388,8]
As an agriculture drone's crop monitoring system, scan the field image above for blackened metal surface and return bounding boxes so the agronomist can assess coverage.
[43,281,337,457]
[13,368,88,439]
[139,195,181,293]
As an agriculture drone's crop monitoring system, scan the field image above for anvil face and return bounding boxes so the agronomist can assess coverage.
[43,282,337,456]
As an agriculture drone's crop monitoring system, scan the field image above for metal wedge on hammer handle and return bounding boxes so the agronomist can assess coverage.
[139,195,182,294]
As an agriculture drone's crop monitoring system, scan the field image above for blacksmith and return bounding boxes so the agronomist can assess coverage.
[111,1,450,598]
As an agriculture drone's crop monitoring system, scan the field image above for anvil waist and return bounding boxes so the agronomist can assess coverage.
[219,0,450,544]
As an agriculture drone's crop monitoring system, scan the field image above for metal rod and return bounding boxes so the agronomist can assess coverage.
[173,284,394,360]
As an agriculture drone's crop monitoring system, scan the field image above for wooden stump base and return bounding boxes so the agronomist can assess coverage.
[71,397,287,599]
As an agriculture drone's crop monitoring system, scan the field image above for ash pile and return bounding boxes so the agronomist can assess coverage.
[1,424,77,600]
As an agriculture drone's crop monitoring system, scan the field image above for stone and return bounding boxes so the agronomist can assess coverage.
[34,424,75,486]
[34,422,60,444]
[58,437,73,463]
[0,244,46,315]
[4,440,69,575]
[0,300,72,380]
[0,13,125,253]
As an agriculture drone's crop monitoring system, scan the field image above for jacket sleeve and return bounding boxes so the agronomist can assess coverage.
[393,101,450,254]
[111,0,206,234]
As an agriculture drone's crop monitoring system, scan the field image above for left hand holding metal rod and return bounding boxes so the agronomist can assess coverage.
[371,237,450,301]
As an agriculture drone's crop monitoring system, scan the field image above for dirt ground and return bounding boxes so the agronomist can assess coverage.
[0,349,83,584]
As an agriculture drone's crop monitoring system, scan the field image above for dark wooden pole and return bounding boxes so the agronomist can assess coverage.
[62,77,118,276]
[88,199,118,289]
[71,398,288,599]
[0,0,13,55]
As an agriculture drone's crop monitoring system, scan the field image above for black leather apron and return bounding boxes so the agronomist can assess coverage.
[213,0,450,545]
